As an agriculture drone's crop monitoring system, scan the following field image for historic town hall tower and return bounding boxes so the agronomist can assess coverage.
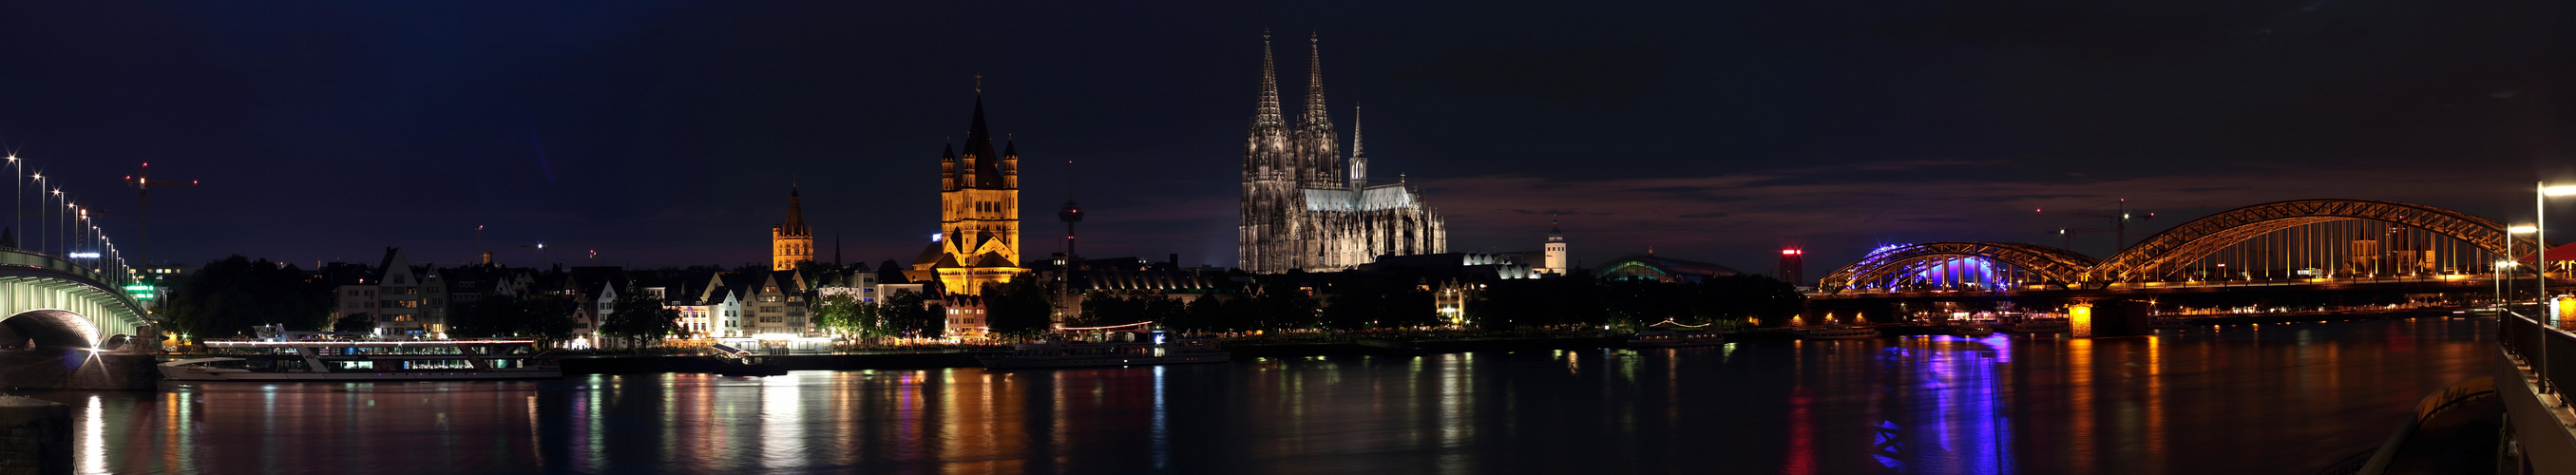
[911,91,1026,294]
[772,186,812,271]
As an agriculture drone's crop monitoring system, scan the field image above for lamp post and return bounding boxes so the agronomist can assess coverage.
[2543,183,2576,318]
[29,174,43,254]
[2511,225,2536,306]
[5,155,16,248]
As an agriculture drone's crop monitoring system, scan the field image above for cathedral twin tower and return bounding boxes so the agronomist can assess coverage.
[1240,33,1446,273]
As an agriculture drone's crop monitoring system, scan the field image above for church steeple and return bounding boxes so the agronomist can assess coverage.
[772,185,813,271]
[1297,32,1342,188]
[962,92,1005,190]
[1303,32,1329,132]
[1348,104,1367,191]
[1252,31,1285,138]
[781,185,808,236]
[940,140,958,192]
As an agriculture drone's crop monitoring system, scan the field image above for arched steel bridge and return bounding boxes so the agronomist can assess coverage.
[1820,199,2535,293]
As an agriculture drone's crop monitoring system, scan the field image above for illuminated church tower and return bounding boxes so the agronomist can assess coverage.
[772,186,813,271]
[911,89,1026,295]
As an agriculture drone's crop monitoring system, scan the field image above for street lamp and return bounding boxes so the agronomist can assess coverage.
[29,173,43,253]
[2542,183,2576,316]
[5,155,16,249]
[2499,259,2518,306]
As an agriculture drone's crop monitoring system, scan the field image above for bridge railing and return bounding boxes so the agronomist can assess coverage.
[0,247,128,286]
[2500,311,2576,400]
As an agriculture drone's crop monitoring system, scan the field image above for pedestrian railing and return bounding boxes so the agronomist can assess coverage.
[2501,311,2576,401]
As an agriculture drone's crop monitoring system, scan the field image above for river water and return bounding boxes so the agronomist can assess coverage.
[28,317,2492,474]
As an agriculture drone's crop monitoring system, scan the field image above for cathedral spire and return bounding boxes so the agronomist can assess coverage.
[1253,30,1285,133]
[1304,32,1328,129]
[1348,104,1366,191]
[1295,32,1342,188]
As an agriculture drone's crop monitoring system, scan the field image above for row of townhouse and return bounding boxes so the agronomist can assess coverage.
[331,247,977,347]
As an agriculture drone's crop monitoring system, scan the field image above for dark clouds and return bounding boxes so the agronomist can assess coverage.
[0,0,2565,276]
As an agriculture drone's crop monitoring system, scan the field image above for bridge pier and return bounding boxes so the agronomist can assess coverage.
[0,350,156,391]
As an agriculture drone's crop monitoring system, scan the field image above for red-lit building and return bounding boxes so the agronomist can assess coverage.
[1778,249,1805,288]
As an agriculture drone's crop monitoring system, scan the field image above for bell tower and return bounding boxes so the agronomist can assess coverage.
[772,186,813,271]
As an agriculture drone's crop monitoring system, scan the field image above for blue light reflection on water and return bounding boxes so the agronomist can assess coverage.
[36,318,2493,474]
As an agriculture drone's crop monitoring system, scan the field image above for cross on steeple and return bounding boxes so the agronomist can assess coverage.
[974,73,983,94]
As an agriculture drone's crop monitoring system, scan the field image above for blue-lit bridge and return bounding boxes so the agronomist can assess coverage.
[1811,199,2550,318]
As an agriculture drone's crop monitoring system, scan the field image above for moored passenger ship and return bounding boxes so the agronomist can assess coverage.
[977,330,1230,370]
[160,338,562,381]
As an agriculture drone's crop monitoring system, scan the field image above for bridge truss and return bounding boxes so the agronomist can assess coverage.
[1821,199,2540,293]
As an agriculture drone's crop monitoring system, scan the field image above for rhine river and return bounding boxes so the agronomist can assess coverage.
[29,317,2490,474]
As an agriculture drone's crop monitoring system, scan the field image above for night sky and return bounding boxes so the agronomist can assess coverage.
[0,1,2566,276]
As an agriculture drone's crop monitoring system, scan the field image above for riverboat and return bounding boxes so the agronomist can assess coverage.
[1627,329,1727,348]
[160,338,561,382]
[1933,324,1994,337]
[977,330,1230,370]
[1994,318,2072,333]
[1796,326,1880,340]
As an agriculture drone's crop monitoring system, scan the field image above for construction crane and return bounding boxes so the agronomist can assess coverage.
[121,162,197,268]
[2037,199,2154,254]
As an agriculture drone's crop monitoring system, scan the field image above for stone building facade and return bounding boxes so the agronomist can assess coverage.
[1239,33,1445,274]
[772,187,812,271]
[910,93,1027,294]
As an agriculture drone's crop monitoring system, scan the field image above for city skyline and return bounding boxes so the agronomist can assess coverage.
[0,1,2561,276]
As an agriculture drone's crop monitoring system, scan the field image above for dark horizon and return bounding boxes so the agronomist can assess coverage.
[0,1,2566,276]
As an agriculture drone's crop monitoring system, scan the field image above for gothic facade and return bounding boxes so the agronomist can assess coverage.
[1240,33,1446,274]
[910,93,1026,294]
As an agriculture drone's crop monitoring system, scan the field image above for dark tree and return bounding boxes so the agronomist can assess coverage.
[1076,293,1146,328]
[1476,275,1607,329]
[810,293,879,338]
[601,283,681,349]
[1692,275,1806,325]
[881,290,945,337]
[162,256,334,341]
[1321,279,1440,330]
[983,279,1056,338]
[450,294,579,347]
[333,313,374,332]
[518,295,580,347]
[1171,296,1236,333]
[1246,279,1319,330]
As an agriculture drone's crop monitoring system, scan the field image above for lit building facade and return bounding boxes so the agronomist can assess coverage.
[1239,33,1445,273]
[911,92,1027,295]
[773,187,812,271]
[1540,219,1569,275]
[1778,248,1805,288]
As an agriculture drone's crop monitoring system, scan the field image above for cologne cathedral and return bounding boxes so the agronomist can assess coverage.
[1239,33,1446,274]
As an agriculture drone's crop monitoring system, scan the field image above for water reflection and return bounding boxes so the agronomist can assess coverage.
[26,318,2495,474]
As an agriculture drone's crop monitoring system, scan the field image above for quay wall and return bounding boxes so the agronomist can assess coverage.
[0,396,69,475]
